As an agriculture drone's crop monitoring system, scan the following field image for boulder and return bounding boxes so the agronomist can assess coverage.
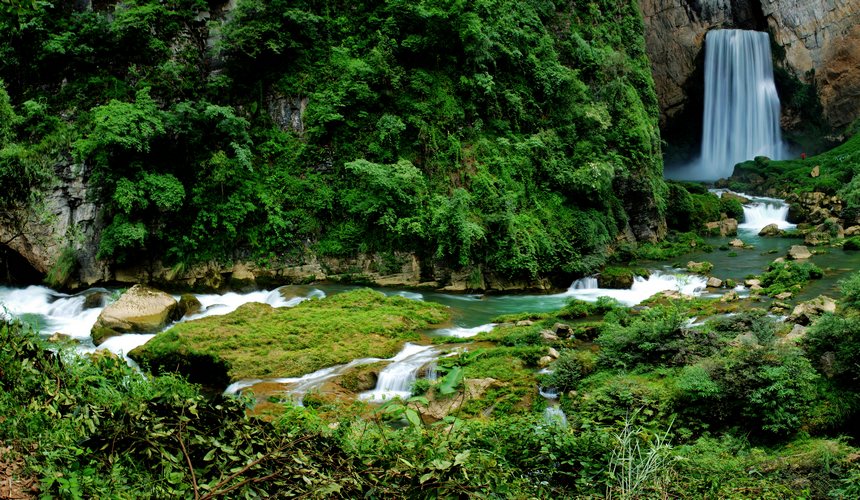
[598,267,634,289]
[706,277,723,288]
[787,203,808,224]
[778,324,808,346]
[749,284,763,291]
[704,218,738,237]
[541,330,559,342]
[845,225,860,236]
[720,218,738,236]
[538,356,554,368]
[758,223,781,236]
[728,238,745,248]
[515,320,534,327]
[553,323,572,338]
[775,291,793,300]
[721,191,750,204]
[91,285,180,345]
[811,165,820,177]
[807,207,831,225]
[744,278,761,287]
[82,291,107,309]
[419,378,500,421]
[547,347,560,359]
[178,294,203,318]
[788,245,813,260]
[720,291,739,302]
[788,295,837,325]
[687,261,714,275]
[804,231,830,246]
[47,332,76,343]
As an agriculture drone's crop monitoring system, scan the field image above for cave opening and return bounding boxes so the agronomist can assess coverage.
[0,246,44,286]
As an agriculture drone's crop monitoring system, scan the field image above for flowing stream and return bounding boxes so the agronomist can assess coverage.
[7,196,846,404]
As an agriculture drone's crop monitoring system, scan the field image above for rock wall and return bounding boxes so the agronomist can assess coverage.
[0,161,110,288]
[641,0,860,129]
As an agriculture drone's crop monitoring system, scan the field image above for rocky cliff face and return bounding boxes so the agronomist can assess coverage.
[641,0,860,130]
[0,161,109,288]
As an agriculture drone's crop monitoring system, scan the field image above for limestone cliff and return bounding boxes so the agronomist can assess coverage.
[0,161,109,287]
[641,0,860,130]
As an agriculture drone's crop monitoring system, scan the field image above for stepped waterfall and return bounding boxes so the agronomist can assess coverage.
[670,29,786,180]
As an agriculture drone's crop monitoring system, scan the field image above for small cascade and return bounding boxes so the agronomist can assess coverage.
[543,406,568,428]
[225,356,384,400]
[359,343,440,402]
[562,271,707,306]
[667,29,785,181]
[539,386,559,399]
[436,323,496,338]
[739,199,794,232]
[571,277,598,289]
[0,285,104,341]
[188,287,324,320]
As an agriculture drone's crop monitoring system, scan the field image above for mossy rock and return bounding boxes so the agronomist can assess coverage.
[129,289,450,386]
[598,266,635,289]
[686,261,714,275]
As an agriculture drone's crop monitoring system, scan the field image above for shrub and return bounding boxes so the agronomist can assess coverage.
[545,350,596,392]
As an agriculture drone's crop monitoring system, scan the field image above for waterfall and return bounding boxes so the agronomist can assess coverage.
[543,406,568,428]
[669,29,785,180]
[739,200,793,231]
[702,29,785,179]
[359,343,440,402]
[570,277,598,290]
[562,271,707,306]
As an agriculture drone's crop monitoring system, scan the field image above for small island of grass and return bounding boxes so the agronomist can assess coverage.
[129,288,450,386]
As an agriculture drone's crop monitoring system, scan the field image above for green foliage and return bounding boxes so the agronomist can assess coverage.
[130,289,450,383]
[630,231,710,261]
[0,0,666,277]
[759,260,823,296]
[545,350,596,392]
[730,132,860,198]
[596,305,715,369]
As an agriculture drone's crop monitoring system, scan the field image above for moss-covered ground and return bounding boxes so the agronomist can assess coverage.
[129,288,450,383]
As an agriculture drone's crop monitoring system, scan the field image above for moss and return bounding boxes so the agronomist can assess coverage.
[843,237,860,250]
[599,266,635,289]
[760,261,824,296]
[632,231,711,261]
[687,261,714,275]
[129,289,450,384]
[729,133,860,197]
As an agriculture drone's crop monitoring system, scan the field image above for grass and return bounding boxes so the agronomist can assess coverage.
[129,288,450,383]
[729,133,860,196]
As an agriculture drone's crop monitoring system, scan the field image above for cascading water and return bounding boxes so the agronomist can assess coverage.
[359,343,440,402]
[562,271,707,306]
[669,29,785,181]
[739,198,794,231]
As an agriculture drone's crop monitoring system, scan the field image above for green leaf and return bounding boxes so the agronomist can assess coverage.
[438,366,464,395]
[405,408,422,428]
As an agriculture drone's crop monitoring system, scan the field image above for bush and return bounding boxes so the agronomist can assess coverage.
[544,350,596,392]
[760,260,823,296]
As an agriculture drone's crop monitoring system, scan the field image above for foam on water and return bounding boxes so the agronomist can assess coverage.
[0,285,104,341]
[436,323,496,338]
[358,343,440,402]
[561,271,707,306]
[186,287,325,320]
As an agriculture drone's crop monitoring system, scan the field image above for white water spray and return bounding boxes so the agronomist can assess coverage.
[561,272,707,306]
[670,29,785,180]
[359,343,439,402]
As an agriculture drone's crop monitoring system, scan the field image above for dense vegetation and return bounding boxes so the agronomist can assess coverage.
[5,272,860,497]
[0,0,666,281]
